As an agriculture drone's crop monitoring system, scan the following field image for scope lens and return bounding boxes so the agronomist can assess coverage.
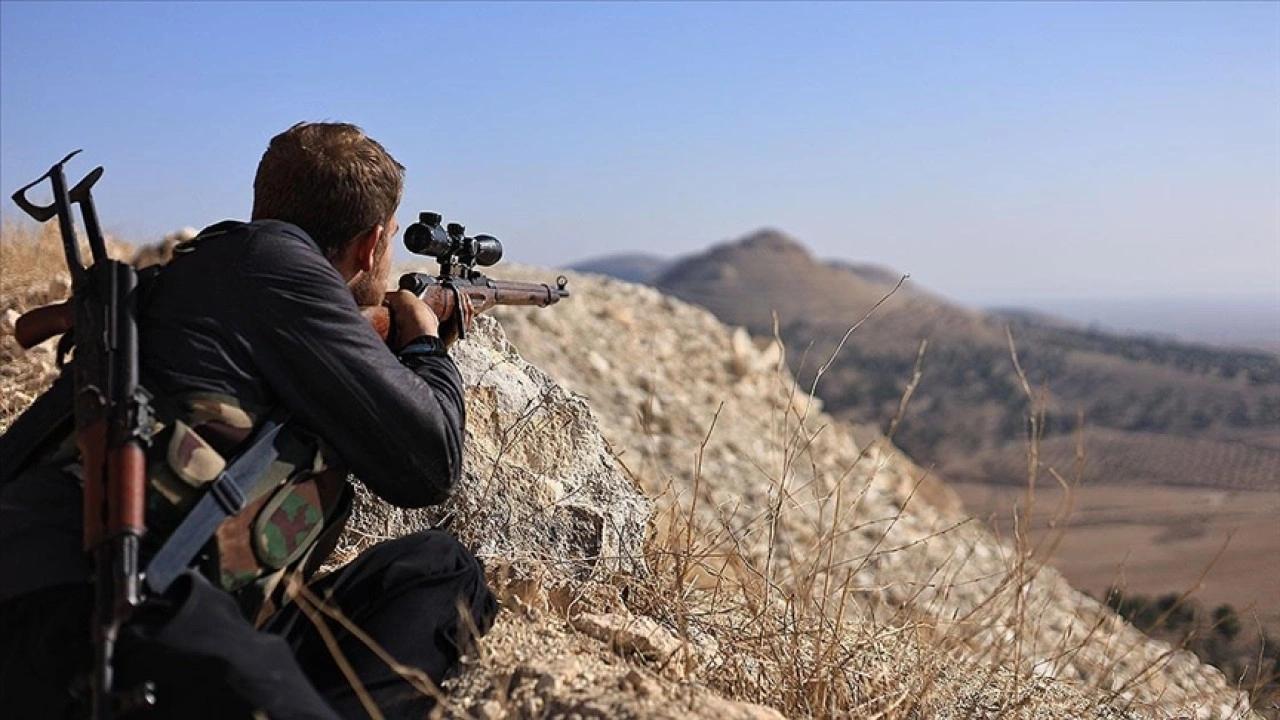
[404,222,454,258]
[472,235,503,266]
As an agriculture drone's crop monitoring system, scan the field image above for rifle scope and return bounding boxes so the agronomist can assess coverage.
[404,211,502,268]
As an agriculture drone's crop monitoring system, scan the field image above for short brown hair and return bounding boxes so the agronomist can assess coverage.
[252,122,404,258]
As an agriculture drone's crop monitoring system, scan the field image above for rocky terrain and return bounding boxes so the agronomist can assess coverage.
[476,264,1259,719]
[0,225,1263,718]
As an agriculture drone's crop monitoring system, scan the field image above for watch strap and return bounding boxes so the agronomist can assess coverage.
[398,335,448,359]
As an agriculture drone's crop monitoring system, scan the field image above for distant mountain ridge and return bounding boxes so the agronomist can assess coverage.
[572,245,1279,352]
[586,229,1280,490]
[568,253,672,284]
[994,296,1280,352]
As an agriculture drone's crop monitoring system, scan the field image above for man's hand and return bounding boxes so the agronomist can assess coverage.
[437,290,474,347]
[385,290,440,351]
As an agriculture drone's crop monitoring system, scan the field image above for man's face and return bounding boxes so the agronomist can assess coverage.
[373,216,397,291]
[349,216,397,306]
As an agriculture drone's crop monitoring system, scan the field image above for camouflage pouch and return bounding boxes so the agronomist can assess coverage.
[166,419,228,489]
[253,469,333,570]
[145,393,259,538]
[214,441,347,593]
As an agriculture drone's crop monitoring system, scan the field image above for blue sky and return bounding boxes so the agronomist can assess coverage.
[1,2,1277,306]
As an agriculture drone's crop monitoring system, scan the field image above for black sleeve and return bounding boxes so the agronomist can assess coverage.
[239,226,465,508]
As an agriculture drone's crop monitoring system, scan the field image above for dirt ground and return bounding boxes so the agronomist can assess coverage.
[951,482,1280,636]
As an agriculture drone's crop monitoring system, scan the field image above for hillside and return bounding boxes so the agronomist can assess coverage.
[633,229,1280,492]
[0,224,1264,718]
[581,230,1280,684]
[484,265,1261,718]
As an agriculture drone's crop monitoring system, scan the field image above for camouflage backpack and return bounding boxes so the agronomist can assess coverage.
[144,390,351,623]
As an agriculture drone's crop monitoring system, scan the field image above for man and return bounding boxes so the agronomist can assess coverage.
[0,122,497,718]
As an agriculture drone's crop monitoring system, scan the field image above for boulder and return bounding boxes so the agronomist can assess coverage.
[332,315,652,591]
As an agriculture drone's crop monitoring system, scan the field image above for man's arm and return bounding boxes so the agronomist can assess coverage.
[241,224,464,508]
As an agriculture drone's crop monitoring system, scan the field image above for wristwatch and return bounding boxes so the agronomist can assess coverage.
[397,335,448,359]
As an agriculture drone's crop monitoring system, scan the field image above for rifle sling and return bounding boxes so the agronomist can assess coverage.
[144,410,291,596]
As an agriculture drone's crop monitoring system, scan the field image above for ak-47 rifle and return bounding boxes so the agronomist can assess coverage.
[15,210,570,350]
[11,152,156,718]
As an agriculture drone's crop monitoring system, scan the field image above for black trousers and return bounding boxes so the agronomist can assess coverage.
[0,531,498,719]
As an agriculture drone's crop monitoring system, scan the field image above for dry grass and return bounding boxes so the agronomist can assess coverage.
[596,320,1136,719]
[529,294,1261,718]
[439,278,1199,718]
[1,219,71,310]
[0,217,134,308]
[2,220,73,431]
[0,220,136,432]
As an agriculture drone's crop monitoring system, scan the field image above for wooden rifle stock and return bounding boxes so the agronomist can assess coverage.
[15,299,73,350]
[364,274,570,342]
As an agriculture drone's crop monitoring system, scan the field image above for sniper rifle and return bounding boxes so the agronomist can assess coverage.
[15,211,571,350]
[361,211,570,346]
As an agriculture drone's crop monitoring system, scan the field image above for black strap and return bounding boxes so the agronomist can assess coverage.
[144,410,291,596]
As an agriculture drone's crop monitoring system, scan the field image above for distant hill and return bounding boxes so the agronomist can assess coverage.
[824,258,911,291]
[568,253,672,284]
[986,307,1083,330]
[651,229,1280,491]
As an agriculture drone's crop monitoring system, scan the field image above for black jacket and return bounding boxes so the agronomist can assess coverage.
[0,220,466,601]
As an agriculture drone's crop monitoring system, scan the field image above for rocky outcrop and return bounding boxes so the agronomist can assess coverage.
[332,316,651,585]
[330,296,1156,718]
[443,611,789,720]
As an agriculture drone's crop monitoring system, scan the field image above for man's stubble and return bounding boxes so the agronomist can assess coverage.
[349,228,394,307]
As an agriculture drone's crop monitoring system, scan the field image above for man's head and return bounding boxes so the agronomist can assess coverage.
[252,122,404,303]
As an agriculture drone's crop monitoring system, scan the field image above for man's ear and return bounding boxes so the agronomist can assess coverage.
[351,225,384,273]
